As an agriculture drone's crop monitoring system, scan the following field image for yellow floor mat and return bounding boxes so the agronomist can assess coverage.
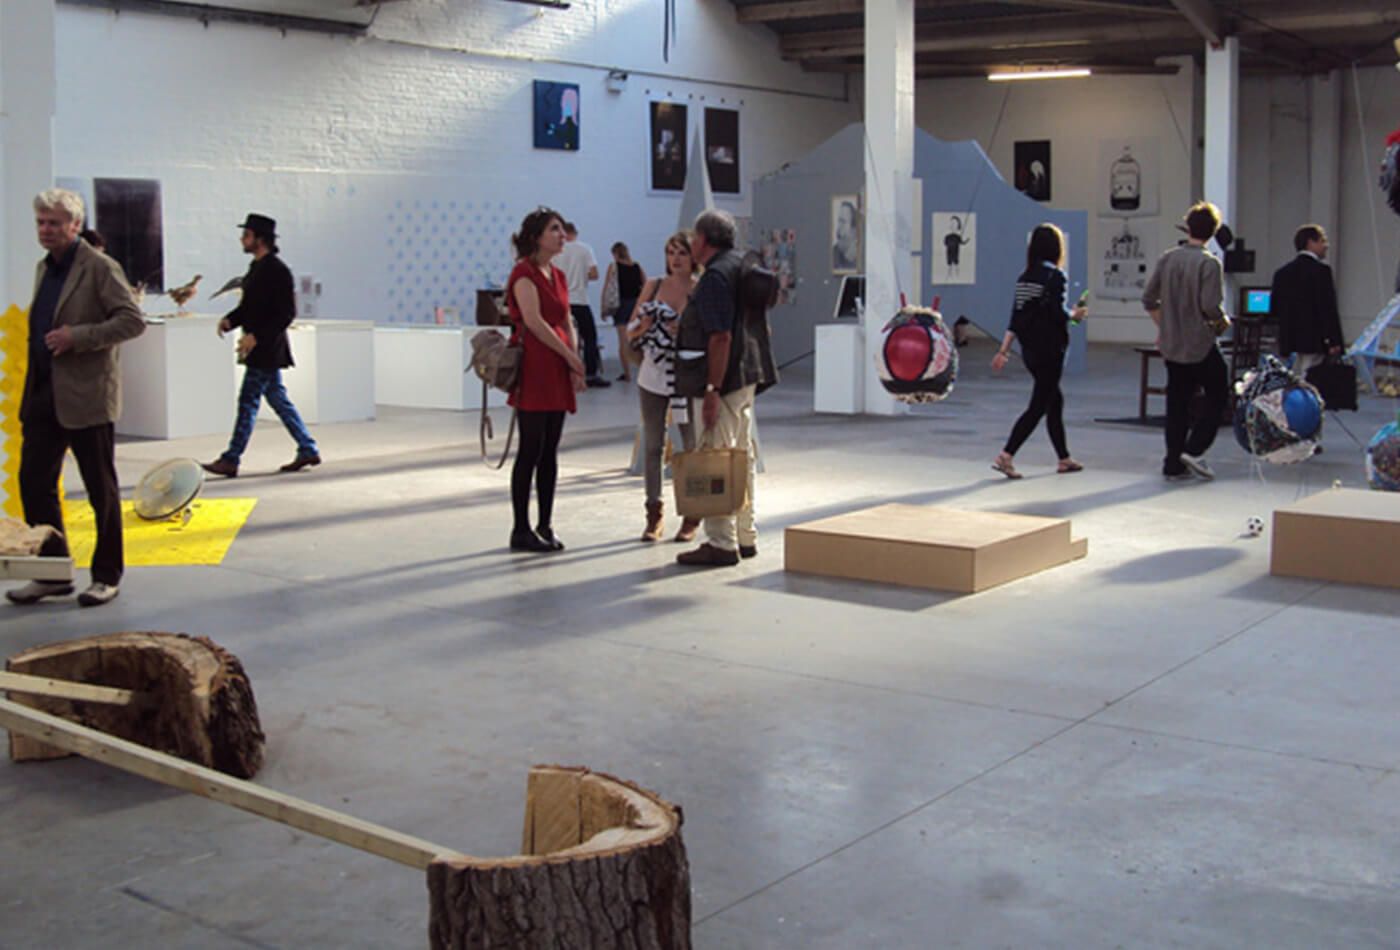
[63,498,257,567]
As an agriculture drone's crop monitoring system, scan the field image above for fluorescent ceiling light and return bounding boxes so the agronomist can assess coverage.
[987,68,1092,82]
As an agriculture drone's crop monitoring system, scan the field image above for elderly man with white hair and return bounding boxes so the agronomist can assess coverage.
[6,188,144,608]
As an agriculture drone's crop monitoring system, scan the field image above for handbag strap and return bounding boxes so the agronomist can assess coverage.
[479,378,517,470]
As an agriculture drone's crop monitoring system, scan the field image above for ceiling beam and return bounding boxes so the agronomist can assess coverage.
[1168,0,1223,45]
[736,0,862,21]
[738,0,1177,21]
[993,0,1180,17]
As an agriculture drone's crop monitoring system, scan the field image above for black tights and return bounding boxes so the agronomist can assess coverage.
[512,410,565,532]
[1004,358,1069,460]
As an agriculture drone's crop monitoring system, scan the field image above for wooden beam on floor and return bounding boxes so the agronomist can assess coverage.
[0,698,466,871]
[0,672,136,706]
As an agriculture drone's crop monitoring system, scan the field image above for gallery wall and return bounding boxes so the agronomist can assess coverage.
[51,0,857,324]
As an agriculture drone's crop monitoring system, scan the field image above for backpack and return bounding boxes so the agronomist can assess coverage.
[468,329,519,468]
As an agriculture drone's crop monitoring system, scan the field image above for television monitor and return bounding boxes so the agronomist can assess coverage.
[834,275,864,320]
[1240,286,1271,316]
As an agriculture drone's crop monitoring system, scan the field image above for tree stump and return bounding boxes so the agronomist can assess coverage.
[6,632,264,778]
[427,765,691,949]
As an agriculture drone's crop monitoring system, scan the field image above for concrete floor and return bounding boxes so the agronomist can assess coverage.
[3,342,1398,949]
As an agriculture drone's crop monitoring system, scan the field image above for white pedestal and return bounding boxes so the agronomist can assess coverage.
[814,323,864,414]
[254,320,375,424]
[118,314,236,439]
[373,325,508,411]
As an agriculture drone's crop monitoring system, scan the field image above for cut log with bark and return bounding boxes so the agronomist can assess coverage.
[6,632,264,778]
[427,765,691,949]
[0,518,62,556]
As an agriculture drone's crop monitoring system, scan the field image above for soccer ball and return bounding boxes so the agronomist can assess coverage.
[1244,516,1265,537]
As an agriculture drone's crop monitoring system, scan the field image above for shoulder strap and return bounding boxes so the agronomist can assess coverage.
[479,378,517,470]
[645,278,661,303]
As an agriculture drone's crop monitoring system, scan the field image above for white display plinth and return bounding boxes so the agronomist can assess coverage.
[373,325,508,411]
[814,323,864,414]
[118,314,236,439]
[253,320,375,424]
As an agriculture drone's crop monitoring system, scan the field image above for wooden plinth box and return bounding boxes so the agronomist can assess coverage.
[1271,489,1400,589]
[785,503,1087,593]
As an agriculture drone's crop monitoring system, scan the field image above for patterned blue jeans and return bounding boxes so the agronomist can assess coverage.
[220,366,318,464]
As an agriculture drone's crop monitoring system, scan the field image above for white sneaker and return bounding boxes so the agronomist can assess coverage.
[1181,454,1215,480]
[5,580,75,605]
[77,582,120,608]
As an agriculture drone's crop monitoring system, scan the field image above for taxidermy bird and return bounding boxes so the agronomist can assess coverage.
[167,274,202,312]
[209,275,243,300]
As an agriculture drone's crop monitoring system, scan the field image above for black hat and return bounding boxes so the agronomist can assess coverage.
[237,213,277,237]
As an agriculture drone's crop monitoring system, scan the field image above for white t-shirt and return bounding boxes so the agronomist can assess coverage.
[556,240,597,305]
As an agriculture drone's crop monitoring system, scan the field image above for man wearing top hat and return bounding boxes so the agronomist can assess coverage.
[202,214,320,478]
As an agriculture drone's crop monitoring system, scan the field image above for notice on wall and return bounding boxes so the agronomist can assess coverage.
[1096,216,1159,301]
[1097,138,1159,218]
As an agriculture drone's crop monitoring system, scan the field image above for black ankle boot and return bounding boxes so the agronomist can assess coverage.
[535,526,565,551]
[510,528,553,552]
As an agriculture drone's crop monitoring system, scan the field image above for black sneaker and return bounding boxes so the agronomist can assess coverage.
[585,377,612,388]
[510,529,554,553]
[535,526,565,551]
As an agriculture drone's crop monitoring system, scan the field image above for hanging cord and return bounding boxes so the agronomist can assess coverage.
[662,0,677,64]
[1350,64,1388,304]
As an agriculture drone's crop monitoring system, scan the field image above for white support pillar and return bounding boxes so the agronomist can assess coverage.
[861,0,915,417]
[0,0,57,519]
[1307,70,1341,266]
[1203,36,1238,308]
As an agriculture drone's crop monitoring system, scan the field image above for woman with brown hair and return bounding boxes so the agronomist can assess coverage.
[603,242,646,381]
[506,207,586,552]
[626,231,699,541]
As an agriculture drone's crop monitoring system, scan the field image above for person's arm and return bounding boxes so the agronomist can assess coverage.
[991,330,1016,372]
[702,330,732,429]
[1142,260,1163,327]
[586,247,599,283]
[1199,256,1225,331]
[1320,265,1343,353]
[625,280,657,341]
[514,276,585,375]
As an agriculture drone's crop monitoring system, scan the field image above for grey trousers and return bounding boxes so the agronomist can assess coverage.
[640,387,694,506]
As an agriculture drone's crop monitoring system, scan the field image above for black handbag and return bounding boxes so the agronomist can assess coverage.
[1305,359,1358,411]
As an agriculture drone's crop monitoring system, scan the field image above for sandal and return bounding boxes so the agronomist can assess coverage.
[1057,459,1084,474]
[991,455,1023,480]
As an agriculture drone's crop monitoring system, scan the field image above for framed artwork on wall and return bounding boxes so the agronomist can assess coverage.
[704,107,741,195]
[1097,138,1160,217]
[649,102,688,192]
[94,177,164,292]
[1014,140,1052,202]
[931,211,976,286]
[759,228,797,305]
[831,195,861,275]
[533,80,580,151]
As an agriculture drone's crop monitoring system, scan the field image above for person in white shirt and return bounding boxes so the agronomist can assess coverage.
[554,221,609,387]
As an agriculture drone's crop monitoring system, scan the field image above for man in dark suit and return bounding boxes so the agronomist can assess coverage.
[1270,224,1343,376]
[8,188,145,608]
[202,214,320,478]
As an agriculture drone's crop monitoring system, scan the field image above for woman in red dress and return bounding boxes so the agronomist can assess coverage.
[507,208,586,552]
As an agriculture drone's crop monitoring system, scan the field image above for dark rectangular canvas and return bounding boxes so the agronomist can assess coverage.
[705,107,740,194]
[1014,140,1051,202]
[94,178,163,292]
[533,80,580,151]
[650,101,687,192]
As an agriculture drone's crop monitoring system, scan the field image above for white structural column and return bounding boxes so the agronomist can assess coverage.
[1307,70,1341,264]
[862,0,915,416]
[0,0,57,519]
[1202,37,1238,238]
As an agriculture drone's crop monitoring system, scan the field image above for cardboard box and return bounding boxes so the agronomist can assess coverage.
[785,503,1087,593]
[1271,489,1400,589]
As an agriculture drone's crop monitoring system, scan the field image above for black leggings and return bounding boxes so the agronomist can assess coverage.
[512,409,565,532]
[1004,357,1069,460]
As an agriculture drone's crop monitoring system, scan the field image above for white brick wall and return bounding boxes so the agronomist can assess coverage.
[54,0,856,323]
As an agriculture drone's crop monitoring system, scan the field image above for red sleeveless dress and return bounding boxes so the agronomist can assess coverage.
[506,259,576,413]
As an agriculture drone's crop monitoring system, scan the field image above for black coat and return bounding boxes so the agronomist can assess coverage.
[225,253,295,369]
[1008,261,1070,366]
[1269,253,1342,355]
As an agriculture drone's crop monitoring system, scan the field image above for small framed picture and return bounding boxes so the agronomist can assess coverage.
[830,194,861,275]
[533,80,580,151]
[649,102,688,192]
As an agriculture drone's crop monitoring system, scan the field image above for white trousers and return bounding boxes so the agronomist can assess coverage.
[699,384,757,552]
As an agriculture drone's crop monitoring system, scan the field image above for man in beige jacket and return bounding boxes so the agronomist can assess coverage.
[6,188,144,608]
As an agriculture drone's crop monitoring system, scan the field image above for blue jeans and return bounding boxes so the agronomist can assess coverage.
[221,366,318,464]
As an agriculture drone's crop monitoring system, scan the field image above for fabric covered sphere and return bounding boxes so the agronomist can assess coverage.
[1366,421,1400,491]
[1232,354,1324,464]
[876,306,958,403]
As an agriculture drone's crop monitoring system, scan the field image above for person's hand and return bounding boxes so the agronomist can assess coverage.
[702,389,720,430]
[44,326,75,356]
[1329,344,1342,356]
[564,350,585,376]
[217,317,232,337]
[1071,304,1088,322]
[571,371,587,393]
[991,351,1008,373]
[237,333,257,358]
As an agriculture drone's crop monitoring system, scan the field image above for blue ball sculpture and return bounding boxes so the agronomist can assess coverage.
[1232,355,1324,464]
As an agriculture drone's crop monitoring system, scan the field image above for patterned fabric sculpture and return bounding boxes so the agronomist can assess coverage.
[1365,420,1400,491]
[1232,354,1324,464]
[876,306,958,403]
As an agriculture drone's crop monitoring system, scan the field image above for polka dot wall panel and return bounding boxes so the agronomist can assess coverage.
[384,199,515,323]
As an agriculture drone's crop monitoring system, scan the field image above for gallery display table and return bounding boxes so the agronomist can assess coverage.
[118,314,236,439]
[255,320,375,424]
[373,325,508,411]
[814,323,864,414]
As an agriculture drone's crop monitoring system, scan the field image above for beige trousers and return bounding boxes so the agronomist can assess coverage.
[699,384,757,552]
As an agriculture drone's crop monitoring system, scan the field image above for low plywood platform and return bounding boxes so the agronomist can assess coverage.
[785,503,1087,593]
[0,555,74,583]
[1271,488,1400,589]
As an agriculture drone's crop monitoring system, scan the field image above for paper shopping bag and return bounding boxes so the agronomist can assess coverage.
[672,445,748,519]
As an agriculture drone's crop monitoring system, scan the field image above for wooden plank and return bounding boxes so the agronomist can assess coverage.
[0,555,75,582]
[0,698,465,871]
[0,671,136,706]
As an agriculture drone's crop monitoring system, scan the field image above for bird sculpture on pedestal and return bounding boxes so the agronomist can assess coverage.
[209,275,243,300]
[167,274,202,312]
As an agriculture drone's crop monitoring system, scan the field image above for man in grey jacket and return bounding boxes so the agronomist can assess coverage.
[7,188,144,607]
[1142,201,1230,482]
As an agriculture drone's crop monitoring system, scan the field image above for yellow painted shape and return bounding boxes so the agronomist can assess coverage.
[63,498,257,567]
[0,304,29,520]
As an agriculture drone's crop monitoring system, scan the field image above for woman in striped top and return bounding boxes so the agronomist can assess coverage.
[626,231,700,541]
[990,223,1087,479]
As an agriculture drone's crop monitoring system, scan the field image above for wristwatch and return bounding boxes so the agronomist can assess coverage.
[705,383,717,394]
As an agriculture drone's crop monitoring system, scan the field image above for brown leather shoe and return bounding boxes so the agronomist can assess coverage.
[201,458,238,478]
[674,518,700,543]
[280,453,322,473]
[676,543,739,567]
[641,501,664,542]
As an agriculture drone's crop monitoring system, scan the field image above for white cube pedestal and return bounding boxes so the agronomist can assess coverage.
[118,314,236,439]
[254,320,375,424]
[373,326,508,411]
[814,323,864,414]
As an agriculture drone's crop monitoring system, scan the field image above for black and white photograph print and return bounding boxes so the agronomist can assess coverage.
[830,195,861,275]
[649,101,688,192]
[1014,140,1052,202]
[704,107,741,195]
[931,211,976,286]
[1098,138,1160,217]
[533,80,580,151]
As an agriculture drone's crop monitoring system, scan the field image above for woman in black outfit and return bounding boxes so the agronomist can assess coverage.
[605,242,646,381]
[991,223,1086,479]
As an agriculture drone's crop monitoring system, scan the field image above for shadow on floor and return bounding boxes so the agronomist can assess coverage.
[731,569,958,613]
[1098,546,1246,584]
